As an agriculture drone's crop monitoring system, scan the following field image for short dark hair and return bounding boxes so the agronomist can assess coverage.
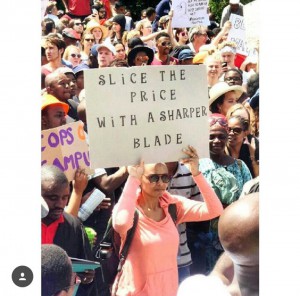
[41,244,72,296]
[41,165,69,188]
[155,32,170,42]
[146,7,156,18]
[115,1,125,9]
[210,94,225,113]
[247,73,259,98]
[224,68,243,80]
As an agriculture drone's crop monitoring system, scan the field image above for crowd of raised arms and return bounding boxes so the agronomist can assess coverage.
[41,0,259,295]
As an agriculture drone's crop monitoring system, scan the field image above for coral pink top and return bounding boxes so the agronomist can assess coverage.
[112,174,223,296]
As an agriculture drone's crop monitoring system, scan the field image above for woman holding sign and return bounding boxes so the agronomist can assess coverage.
[111,146,223,296]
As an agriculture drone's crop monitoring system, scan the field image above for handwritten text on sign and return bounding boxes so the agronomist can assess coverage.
[84,65,209,168]
[227,14,251,56]
[171,0,210,28]
[41,121,90,181]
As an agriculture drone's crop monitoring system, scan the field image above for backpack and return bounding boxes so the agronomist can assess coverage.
[205,166,240,206]
[93,204,177,286]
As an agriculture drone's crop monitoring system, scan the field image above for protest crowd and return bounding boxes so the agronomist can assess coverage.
[41,0,259,295]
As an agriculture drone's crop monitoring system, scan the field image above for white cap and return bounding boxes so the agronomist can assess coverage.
[229,0,240,4]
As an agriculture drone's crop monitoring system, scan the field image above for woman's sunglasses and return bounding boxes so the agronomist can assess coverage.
[228,127,243,134]
[70,53,81,58]
[144,174,171,183]
[136,56,149,62]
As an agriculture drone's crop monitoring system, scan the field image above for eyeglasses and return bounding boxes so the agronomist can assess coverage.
[180,32,187,36]
[228,127,243,134]
[224,76,242,82]
[136,56,149,62]
[144,174,172,183]
[75,22,83,26]
[70,53,81,58]
[85,38,95,42]
[209,117,228,128]
[160,41,172,47]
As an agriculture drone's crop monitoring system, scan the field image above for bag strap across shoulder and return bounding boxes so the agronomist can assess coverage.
[168,203,177,225]
[118,209,139,271]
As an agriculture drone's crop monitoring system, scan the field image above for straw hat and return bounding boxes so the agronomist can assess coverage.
[86,19,108,39]
[209,82,243,106]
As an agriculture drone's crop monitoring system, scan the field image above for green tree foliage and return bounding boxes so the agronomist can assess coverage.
[209,0,254,23]
[123,0,254,24]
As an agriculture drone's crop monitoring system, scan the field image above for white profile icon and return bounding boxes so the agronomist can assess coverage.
[19,272,26,281]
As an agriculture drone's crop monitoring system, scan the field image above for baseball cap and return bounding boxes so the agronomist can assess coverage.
[62,28,81,40]
[42,94,69,114]
[91,42,116,57]
[229,0,240,4]
[178,49,195,61]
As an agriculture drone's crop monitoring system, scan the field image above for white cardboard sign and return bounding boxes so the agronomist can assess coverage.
[84,65,209,168]
[171,0,210,28]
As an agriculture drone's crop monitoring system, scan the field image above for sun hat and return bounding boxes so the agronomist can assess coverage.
[42,94,69,114]
[85,19,108,39]
[178,49,195,61]
[62,28,81,40]
[127,45,154,66]
[91,41,116,56]
[209,82,243,106]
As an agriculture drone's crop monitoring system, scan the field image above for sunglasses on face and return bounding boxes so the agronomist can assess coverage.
[75,22,83,26]
[225,76,242,82]
[180,32,187,36]
[70,53,81,58]
[136,56,149,62]
[85,38,95,42]
[228,127,243,134]
[160,41,172,47]
[209,117,228,128]
[144,174,172,183]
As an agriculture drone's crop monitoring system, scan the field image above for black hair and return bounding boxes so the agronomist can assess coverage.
[224,68,243,80]
[247,73,259,98]
[169,45,190,58]
[228,115,249,131]
[115,1,125,9]
[44,18,55,35]
[210,94,225,113]
[146,7,156,18]
[155,32,170,42]
[41,244,72,296]
[41,165,69,187]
